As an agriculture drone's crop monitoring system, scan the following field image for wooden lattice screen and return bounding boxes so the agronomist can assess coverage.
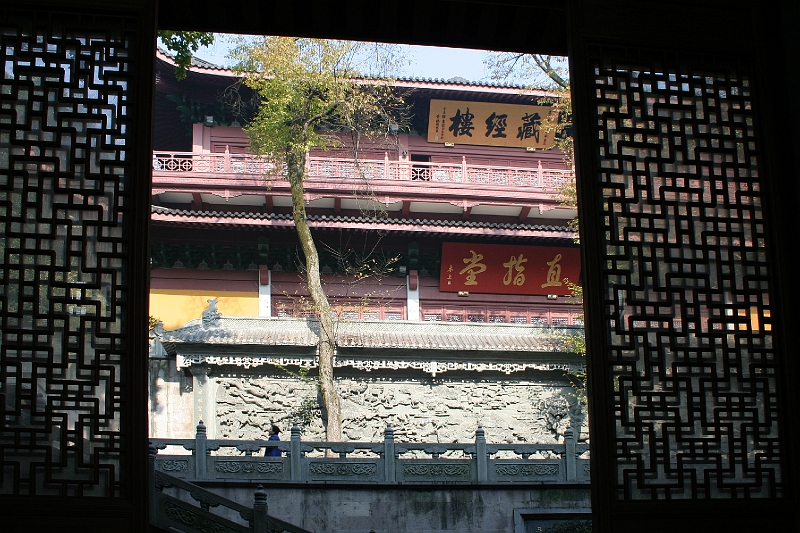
[581,44,784,503]
[0,5,152,520]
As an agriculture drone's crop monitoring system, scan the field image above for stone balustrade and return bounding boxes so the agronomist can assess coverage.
[150,421,590,486]
[152,151,574,190]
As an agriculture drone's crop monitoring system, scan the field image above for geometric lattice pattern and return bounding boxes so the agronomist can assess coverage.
[0,10,136,497]
[590,52,782,499]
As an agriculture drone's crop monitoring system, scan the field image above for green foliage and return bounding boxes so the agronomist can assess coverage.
[157,31,215,80]
[165,92,255,127]
[231,37,410,175]
[485,52,575,238]
[484,53,569,90]
[329,242,400,281]
[487,53,585,402]
[562,279,587,403]
[273,365,319,434]
[230,38,411,440]
[290,397,321,433]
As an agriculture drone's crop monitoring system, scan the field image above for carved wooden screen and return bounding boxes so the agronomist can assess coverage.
[584,47,783,502]
[1,3,151,511]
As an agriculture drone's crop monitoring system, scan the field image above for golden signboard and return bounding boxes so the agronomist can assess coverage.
[427,99,558,149]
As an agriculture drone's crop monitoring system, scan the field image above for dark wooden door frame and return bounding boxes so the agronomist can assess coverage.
[3,1,798,531]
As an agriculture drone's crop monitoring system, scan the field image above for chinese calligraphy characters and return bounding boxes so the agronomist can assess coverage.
[449,108,475,137]
[459,250,487,285]
[430,100,555,150]
[485,112,508,138]
[541,254,563,288]
[440,243,578,296]
[503,254,528,286]
[517,112,542,143]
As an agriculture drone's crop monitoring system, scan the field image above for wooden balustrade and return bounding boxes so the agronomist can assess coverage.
[152,151,574,190]
[150,421,590,486]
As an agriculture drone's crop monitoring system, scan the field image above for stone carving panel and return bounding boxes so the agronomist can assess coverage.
[495,463,559,477]
[156,459,189,472]
[403,463,470,477]
[214,461,283,475]
[163,501,240,533]
[309,462,378,476]
[214,373,587,444]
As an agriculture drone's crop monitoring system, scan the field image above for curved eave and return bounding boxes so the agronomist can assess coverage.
[159,317,584,354]
[150,206,576,239]
[156,49,558,95]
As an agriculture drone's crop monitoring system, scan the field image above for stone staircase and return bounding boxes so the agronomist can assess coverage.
[150,446,311,533]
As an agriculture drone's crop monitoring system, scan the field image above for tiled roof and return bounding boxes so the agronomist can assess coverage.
[156,49,552,93]
[151,205,572,234]
[161,317,319,348]
[159,316,583,354]
[378,75,551,93]
[335,320,579,352]
[157,48,232,73]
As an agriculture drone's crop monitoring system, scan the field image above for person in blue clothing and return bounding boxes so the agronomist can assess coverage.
[266,424,281,457]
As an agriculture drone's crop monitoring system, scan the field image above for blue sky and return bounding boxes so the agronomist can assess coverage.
[193,36,490,83]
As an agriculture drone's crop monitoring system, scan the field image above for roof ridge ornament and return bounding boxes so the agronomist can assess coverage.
[202,299,222,329]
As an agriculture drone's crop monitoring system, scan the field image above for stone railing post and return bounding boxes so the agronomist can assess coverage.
[565,427,576,482]
[149,442,158,523]
[195,420,207,479]
[384,152,390,180]
[461,156,468,182]
[290,423,302,482]
[384,425,396,483]
[476,426,487,483]
[253,484,268,533]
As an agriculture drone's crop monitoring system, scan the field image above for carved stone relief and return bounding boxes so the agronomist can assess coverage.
[214,372,588,444]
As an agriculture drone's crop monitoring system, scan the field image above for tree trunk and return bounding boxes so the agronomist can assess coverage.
[286,147,343,441]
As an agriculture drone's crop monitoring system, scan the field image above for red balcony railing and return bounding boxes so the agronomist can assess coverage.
[153,151,574,190]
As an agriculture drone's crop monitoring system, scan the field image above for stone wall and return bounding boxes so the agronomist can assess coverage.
[150,359,194,439]
[216,371,587,444]
[206,485,592,533]
[151,360,588,444]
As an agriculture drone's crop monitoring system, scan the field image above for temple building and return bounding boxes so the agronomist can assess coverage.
[148,49,587,444]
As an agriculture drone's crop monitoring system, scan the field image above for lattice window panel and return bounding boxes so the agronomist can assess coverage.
[0,11,138,497]
[589,51,781,499]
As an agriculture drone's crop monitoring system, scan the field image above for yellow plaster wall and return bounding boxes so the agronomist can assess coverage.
[149,290,259,330]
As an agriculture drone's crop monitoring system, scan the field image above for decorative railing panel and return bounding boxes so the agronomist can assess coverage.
[153,151,573,190]
[151,422,590,486]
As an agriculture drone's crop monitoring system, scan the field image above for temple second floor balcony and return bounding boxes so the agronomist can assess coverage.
[153,150,572,189]
[151,150,577,223]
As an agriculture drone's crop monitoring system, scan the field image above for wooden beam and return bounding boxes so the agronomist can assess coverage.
[518,205,532,222]
[191,192,203,210]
